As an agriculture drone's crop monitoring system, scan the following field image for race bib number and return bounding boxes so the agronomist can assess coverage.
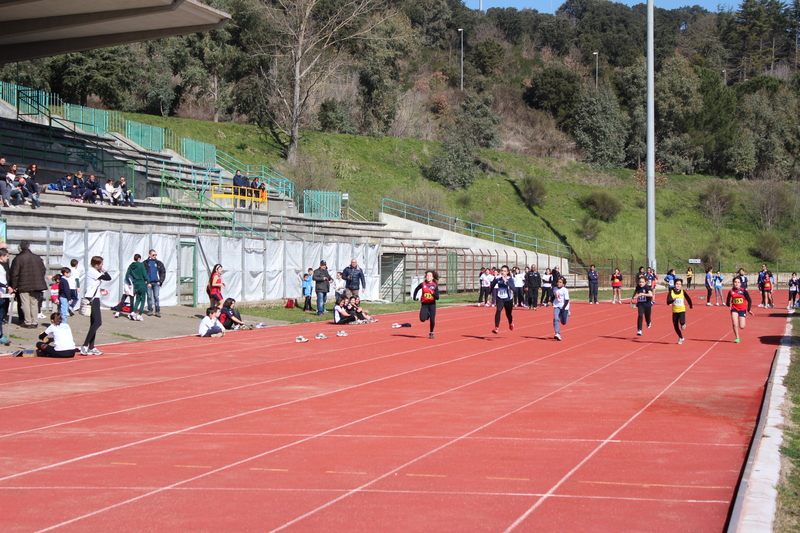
[791,286,797,292]
[732,297,744,305]
[638,295,647,302]
[421,291,434,303]
[673,298,684,307]
[497,289,509,299]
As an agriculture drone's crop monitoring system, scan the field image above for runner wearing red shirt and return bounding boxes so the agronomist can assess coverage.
[726,276,753,343]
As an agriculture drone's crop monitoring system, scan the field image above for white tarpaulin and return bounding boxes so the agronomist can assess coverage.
[64,231,382,307]
[61,231,178,308]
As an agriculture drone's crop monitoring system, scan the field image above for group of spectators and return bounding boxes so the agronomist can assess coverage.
[232,170,266,209]
[300,259,367,316]
[61,171,135,207]
[479,264,562,309]
[0,156,136,211]
[0,158,42,212]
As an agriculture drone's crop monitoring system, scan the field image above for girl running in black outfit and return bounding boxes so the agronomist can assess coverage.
[630,276,653,336]
[413,270,440,339]
[490,265,516,334]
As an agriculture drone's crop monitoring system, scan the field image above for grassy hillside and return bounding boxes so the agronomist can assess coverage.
[124,112,797,273]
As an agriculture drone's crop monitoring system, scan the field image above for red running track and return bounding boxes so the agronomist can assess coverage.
[0,298,787,532]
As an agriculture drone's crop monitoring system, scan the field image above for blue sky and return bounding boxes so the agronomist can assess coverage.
[473,0,737,15]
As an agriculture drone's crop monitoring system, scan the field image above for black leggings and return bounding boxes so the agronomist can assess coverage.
[526,288,538,307]
[637,305,652,330]
[479,287,491,304]
[514,288,525,306]
[36,342,76,358]
[82,298,102,349]
[420,303,436,332]
[541,287,552,305]
[335,315,356,325]
[672,312,686,338]
[495,299,513,327]
[706,286,712,301]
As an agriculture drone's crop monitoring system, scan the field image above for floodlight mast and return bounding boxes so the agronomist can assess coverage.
[646,0,656,273]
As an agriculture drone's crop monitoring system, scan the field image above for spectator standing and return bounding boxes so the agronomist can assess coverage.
[232,170,246,208]
[587,264,599,304]
[68,258,82,311]
[57,267,71,323]
[249,174,265,209]
[125,254,148,321]
[143,249,165,317]
[524,264,541,309]
[114,176,135,206]
[333,272,346,301]
[342,259,366,297]
[207,264,225,307]
[9,241,47,328]
[0,248,12,344]
[80,256,111,355]
[312,260,333,315]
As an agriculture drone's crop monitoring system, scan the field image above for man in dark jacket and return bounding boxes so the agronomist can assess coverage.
[342,259,366,298]
[9,241,47,328]
[524,264,541,309]
[232,170,246,208]
[143,249,166,317]
[312,260,333,315]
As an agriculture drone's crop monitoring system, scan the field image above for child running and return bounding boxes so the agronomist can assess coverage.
[630,276,653,336]
[611,268,623,304]
[726,276,753,343]
[552,277,570,340]
[478,267,493,307]
[788,273,799,309]
[666,278,693,344]
[413,270,440,339]
[490,265,516,334]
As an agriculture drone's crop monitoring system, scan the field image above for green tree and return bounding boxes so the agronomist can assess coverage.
[523,64,582,127]
[736,87,800,178]
[655,55,703,173]
[573,83,627,168]
[617,58,647,168]
[471,39,505,76]
[48,47,139,107]
[687,67,738,173]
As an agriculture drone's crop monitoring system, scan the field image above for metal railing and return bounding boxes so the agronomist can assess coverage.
[159,172,269,240]
[303,190,341,219]
[381,198,572,258]
[211,184,268,211]
[0,81,217,167]
[216,150,296,203]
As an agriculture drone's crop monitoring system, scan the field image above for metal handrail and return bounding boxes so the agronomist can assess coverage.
[159,171,270,240]
[381,198,571,258]
[216,150,297,203]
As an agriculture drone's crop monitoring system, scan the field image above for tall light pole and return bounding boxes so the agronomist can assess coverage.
[593,52,598,88]
[722,69,727,85]
[646,0,656,273]
[458,29,464,91]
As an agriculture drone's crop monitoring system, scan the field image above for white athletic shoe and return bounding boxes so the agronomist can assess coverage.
[637,330,642,336]
[706,303,712,306]
[391,323,401,328]
[336,330,348,337]
[295,336,309,343]
[677,338,684,344]
[554,333,562,341]
[681,324,686,330]
[315,333,327,339]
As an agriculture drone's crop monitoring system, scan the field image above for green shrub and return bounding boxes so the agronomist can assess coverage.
[518,175,547,208]
[468,211,484,224]
[754,231,781,263]
[455,191,472,208]
[579,190,623,222]
[579,214,601,241]
[388,181,449,214]
[318,99,357,135]
[699,235,724,269]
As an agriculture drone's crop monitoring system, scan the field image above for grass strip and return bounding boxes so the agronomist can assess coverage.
[776,315,800,532]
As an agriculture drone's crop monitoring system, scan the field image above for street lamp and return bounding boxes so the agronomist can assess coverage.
[593,52,598,88]
[722,69,727,85]
[458,29,464,91]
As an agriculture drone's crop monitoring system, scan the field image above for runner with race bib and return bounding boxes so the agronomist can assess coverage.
[666,278,693,345]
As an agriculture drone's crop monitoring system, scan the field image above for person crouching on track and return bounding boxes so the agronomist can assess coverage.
[490,265,516,334]
[726,276,753,343]
[630,276,653,336]
[199,306,225,337]
[667,278,693,345]
[413,270,440,339]
[36,312,77,357]
[334,296,356,325]
[552,276,570,341]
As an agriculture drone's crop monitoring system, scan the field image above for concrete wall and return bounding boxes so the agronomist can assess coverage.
[379,213,570,273]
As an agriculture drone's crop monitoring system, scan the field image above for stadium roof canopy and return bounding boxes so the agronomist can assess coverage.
[0,0,231,65]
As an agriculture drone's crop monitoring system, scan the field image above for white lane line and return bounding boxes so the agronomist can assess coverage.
[502,335,729,532]
[27,321,634,532]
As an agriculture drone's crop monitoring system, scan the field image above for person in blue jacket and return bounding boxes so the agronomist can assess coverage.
[587,264,599,304]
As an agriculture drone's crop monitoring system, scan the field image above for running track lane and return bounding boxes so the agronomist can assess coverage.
[0,301,785,532]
